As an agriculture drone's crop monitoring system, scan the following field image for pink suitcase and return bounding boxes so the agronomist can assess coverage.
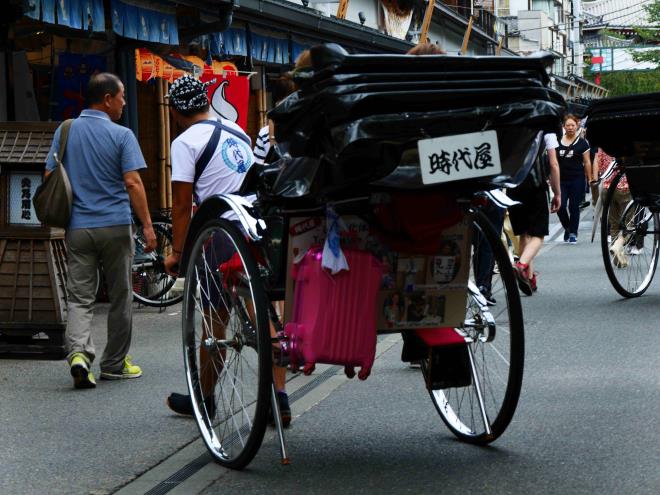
[284,247,382,380]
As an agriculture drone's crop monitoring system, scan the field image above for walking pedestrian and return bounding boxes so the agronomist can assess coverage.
[507,133,562,295]
[162,75,291,426]
[45,72,156,389]
[557,114,592,244]
[253,75,296,165]
[474,200,505,305]
[593,148,632,266]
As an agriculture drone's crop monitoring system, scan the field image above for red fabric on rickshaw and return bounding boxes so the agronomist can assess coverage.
[218,246,267,277]
[372,192,464,254]
[415,327,465,347]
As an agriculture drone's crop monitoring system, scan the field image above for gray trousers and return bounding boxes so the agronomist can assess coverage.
[65,225,134,373]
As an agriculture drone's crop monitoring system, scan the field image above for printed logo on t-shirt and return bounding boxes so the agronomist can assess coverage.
[221,136,251,173]
[559,149,574,158]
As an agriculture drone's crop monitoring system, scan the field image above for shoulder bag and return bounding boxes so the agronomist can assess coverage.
[33,119,74,228]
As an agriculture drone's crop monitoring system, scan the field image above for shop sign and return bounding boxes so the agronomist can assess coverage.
[9,173,42,225]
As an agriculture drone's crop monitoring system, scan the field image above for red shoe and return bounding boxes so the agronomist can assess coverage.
[530,272,538,292]
[514,262,533,296]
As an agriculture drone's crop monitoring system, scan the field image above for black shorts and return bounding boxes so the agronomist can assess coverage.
[507,182,550,238]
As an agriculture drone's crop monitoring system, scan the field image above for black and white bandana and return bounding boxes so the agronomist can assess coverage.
[166,75,212,112]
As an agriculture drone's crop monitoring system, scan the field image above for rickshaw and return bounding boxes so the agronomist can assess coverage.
[175,44,566,469]
[587,93,660,297]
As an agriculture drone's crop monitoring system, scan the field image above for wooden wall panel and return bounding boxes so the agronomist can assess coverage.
[136,82,162,211]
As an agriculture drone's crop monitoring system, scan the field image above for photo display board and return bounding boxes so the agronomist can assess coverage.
[284,213,471,330]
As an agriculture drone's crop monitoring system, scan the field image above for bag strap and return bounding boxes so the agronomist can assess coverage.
[58,119,74,164]
[193,125,222,185]
[193,119,251,146]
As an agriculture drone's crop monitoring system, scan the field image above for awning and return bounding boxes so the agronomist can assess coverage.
[110,0,179,45]
[250,26,289,64]
[24,0,105,32]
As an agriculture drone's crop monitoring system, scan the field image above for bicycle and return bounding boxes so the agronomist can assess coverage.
[132,213,183,308]
[587,92,660,298]
[599,163,660,297]
[90,212,181,308]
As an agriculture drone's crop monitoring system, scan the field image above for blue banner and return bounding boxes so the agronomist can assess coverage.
[139,9,151,41]
[56,0,72,27]
[123,3,138,39]
[41,0,55,23]
[24,0,40,20]
[110,0,178,45]
[111,0,123,34]
[221,27,248,57]
[250,28,289,64]
[26,0,103,30]
[68,0,82,30]
[209,33,222,57]
[80,0,105,31]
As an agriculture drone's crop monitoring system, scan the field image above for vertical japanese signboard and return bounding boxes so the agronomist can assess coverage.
[9,173,42,225]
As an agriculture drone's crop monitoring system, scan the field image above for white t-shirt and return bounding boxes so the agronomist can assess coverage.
[171,117,254,203]
[544,133,559,151]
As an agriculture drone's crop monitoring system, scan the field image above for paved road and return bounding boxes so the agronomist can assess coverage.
[0,304,197,495]
[1,213,659,494]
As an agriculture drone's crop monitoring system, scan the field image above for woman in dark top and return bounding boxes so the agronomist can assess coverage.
[556,114,592,243]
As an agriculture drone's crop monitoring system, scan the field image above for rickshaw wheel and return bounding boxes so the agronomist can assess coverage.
[601,170,660,298]
[423,210,524,444]
[182,218,271,469]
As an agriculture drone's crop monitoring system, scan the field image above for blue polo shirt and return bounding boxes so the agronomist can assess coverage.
[46,109,147,229]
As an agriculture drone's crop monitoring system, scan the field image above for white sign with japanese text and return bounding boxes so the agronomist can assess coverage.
[9,172,42,225]
[418,130,502,185]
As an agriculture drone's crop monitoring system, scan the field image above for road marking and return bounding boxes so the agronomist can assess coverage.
[114,334,401,494]
[542,208,595,254]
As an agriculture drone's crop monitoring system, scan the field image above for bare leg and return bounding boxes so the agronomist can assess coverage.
[518,234,543,279]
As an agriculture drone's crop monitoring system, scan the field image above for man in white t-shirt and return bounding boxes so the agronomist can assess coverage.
[162,76,292,426]
[164,75,253,276]
[163,75,255,415]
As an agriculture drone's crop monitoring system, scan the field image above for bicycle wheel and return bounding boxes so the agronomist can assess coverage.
[423,209,524,444]
[182,218,271,469]
[132,222,183,307]
[601,171,660,298]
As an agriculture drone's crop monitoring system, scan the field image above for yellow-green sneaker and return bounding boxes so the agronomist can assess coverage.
[69,352,96,389]
[100,355,143,380]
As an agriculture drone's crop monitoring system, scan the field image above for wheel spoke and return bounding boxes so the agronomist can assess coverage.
[132,221,181,307]
[425,210,523,444]
[182,221,270,469]
[602,175,659,297]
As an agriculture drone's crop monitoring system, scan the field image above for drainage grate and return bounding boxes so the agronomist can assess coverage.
[141,365,342,494]
[143,452,212,495]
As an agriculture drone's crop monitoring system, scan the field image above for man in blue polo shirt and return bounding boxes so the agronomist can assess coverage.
[45,73,156,389]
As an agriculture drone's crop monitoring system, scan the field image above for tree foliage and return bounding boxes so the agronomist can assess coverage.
[586,70,660,96]
[632,0,660,64]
